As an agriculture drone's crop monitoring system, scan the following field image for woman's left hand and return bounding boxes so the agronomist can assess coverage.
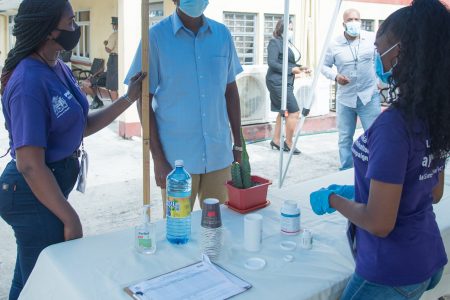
[300,66,312,74]
[126,72,147,102]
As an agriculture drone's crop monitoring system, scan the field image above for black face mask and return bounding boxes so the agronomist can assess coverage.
[54,25,81,51]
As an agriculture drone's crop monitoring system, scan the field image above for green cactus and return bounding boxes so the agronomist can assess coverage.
[241,150,252,188]
[231,128,252,189]
[231,162,243,188]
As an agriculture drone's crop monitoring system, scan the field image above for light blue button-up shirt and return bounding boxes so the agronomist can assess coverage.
[322,30,378,108]
[125,12,243,174]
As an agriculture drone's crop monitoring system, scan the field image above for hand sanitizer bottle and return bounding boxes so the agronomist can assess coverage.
[135,205,156,254]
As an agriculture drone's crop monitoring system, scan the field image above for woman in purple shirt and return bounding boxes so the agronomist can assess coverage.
[0,1,145,299]
[310,0,449,299]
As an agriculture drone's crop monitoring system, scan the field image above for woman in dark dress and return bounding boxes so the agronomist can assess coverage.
[266,19,308,154]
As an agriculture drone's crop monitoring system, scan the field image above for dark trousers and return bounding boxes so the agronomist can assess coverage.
[0,157,79,300]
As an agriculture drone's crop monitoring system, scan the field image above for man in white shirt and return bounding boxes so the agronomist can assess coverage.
[322,9,380,170]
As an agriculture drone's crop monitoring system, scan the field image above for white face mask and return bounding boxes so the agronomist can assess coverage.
[345,20,361,37]
[288,30,294,43]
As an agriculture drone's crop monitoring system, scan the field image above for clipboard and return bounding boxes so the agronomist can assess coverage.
[124,255,252,300]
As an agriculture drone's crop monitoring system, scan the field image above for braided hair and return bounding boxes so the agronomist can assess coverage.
[379,0,450,161]
[0,0,67,95]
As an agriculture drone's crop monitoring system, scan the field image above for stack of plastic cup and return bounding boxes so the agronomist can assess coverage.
[200,198,223,261]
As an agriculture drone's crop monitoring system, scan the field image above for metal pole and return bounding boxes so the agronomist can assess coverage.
[141,0,151,210]
[280,0,343,186]
[278,0,290,188]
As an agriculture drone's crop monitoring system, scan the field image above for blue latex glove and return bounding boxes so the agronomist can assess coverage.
[310,188,336,215]
[327,184,355,200]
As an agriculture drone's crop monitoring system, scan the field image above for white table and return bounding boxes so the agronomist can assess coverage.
[19,170,450,300]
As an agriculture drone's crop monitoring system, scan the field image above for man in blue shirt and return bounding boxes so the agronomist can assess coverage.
[126,0,243,210]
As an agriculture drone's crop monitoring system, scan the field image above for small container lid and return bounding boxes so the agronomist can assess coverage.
[280,241,296,251]
[281,200,299,214]
[244,257,266,270]
[174,160,184,167]
[283,254,294,262]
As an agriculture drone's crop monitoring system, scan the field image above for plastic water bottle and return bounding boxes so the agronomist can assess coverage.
[166,160,192,244]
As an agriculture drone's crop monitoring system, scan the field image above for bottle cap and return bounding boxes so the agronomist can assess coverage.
[302,229,312,238]
[201,198,222,228]
[282,200,299,214]
[175,160,184,167]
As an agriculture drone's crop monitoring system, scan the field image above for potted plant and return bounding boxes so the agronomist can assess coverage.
[225,130,271,213]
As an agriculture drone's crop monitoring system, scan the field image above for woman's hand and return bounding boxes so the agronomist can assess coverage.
[292,67,302,75]
[126,72,147,102]
[63,211,83,241]
[300,66,312,74]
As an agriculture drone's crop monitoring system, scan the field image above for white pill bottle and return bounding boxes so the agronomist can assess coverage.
[280,200,301,235]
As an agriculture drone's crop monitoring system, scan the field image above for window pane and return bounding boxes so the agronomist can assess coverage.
[361,19,374,32]
[73,11,91,59]
[224,12,256,65]
[78,11,90,22]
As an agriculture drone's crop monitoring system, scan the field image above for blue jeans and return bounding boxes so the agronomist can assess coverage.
[341,268,444,300]
[0,157,79,300]
[337,94,381,170]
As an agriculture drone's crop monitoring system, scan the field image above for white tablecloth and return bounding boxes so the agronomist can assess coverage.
[19,170,450,300]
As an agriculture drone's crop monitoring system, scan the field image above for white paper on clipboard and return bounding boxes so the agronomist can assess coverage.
[125,254,252,300]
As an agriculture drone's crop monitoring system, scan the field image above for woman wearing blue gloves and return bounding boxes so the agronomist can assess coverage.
[310,0,449,299]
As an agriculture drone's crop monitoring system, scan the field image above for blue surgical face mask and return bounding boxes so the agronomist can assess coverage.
[374,42,399,84]
[345,21,361,37]
[179,0,209,18]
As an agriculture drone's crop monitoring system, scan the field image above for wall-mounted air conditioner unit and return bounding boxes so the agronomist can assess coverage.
[293,75,332,117]
[236,65,269,125]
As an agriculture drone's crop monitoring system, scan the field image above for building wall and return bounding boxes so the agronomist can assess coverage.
[352,0,411,4]
[70,0,118,68]
[0,14,7,66]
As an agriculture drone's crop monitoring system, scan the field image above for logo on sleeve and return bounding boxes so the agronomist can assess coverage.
[419,139,444,181]
[52,95,70,118]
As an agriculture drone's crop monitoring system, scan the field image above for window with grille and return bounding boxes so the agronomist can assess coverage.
[73,11,90,60]
[150,1,164,26]
[224,12,257,65]
[361,19,375,32]
[263,14,282,64]
[8,15,16,50]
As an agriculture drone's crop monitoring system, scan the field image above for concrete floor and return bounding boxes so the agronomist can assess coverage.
[0,110,357,299]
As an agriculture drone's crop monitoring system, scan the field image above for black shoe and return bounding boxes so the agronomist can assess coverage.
[270,140,281,150]
[89,97,104,109]
[284,142,301,155]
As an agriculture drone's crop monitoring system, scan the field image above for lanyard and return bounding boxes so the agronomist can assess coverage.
[346,37,360,68]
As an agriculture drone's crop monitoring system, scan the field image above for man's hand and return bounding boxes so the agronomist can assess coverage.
[153,159,172,189]
[233,150,242,164]
[336,74,351,85]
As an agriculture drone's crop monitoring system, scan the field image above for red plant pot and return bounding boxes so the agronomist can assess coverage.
[225,175,271,213]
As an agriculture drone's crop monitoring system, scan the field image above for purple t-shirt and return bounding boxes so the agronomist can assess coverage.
[2,57,89,163]
[352,107,447,285]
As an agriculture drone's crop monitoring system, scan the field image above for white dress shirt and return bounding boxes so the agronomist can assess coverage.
[322,30,378,108]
